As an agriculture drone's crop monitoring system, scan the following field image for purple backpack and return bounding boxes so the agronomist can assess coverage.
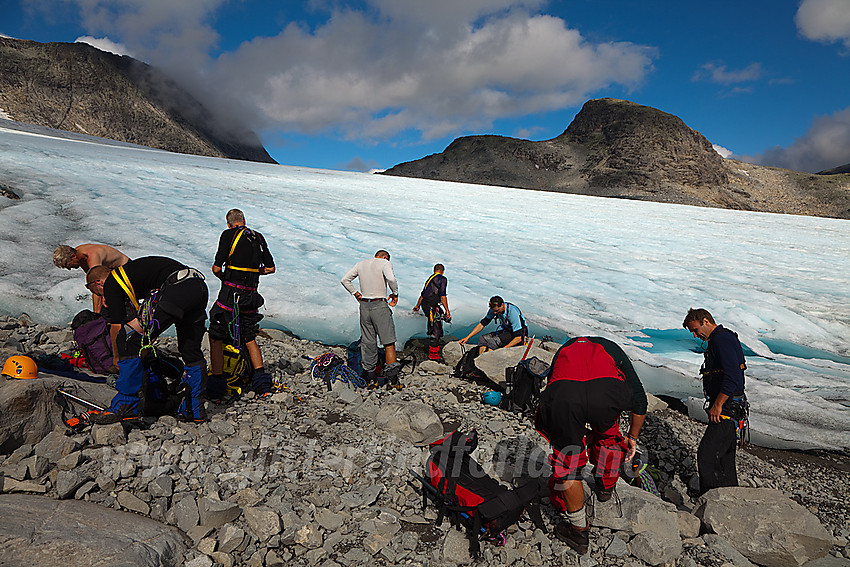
[71,310,114,375]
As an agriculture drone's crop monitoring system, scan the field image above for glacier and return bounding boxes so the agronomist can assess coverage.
[1,119,849,451]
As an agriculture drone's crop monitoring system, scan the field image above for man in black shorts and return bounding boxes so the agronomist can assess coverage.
[412,264,451,361]
[536,337,647,554]
[86,256,209,422]
[207,209,276,399]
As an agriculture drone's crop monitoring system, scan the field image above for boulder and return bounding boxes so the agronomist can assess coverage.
[375,401,443,445]
[695,487,833,567]
[473,344,554,387]
[592,478,681,564]
[92,423,127,446]
[0,376,113,453]
[0,494,188,566]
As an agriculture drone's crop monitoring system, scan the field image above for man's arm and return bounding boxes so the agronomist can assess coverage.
[502,335,522,349]
[460,322,485,345]
[625,413,647,461]
[212,264,224,280]
[412,294,423,312]
[92,293,103,313]
[262,266,276,275]
[109,323,121,366]
[341,265,360,298]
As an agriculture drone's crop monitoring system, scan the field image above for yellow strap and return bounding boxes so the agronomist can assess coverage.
[225,226,260,272]
[228,227,245,258]
[112,266,139,310]
[423,273,437,292]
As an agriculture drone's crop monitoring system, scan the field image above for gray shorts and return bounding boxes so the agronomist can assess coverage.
[479,330,515,350]
[359,300,396,371]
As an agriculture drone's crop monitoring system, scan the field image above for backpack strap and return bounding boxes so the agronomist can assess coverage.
[226,227,261,273]
[111,266,139,310]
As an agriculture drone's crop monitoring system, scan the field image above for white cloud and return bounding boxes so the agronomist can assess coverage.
[796,0,850,49]
[211,7,656,140]
[75,36,132,57]
[44,1,656,143]
[692,62,763,85]
[747,107,850,172]
[712,144,732,159]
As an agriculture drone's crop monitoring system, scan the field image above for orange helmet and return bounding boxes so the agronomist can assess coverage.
[2,355,38,379]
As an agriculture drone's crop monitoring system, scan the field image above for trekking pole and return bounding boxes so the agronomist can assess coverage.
[521,336,535,361]
[58,389,105,411]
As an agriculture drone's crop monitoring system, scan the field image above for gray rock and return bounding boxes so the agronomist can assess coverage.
[56,467,94,499]
[695,487,833,567]
[208,419,236,437]
[148,475,174,498]
[606,535,629,557]
[441,341,464,367]
[802,557,850,567]
[418,360,449,374]
[34,430,80,463]
[57,450,83,471]
[118,490,151,515]
[628,529,683,566]
[198,496,241,528]
[92,422,127,446]
[0,477,48,494]
[375,401,443,444]
[294,523,323,549]
[20,454,50,479]
[677,510,701,539]
[315,509,346,531]
[172,495,200,532]
[0,494,188,566]
[74,480,97,500]
[703,534,757,567]
[243,506,280,541]
[442,528,472,564]
[218,523,245,554]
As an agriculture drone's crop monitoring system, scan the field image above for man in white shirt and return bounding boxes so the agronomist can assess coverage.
[341,250,401,387]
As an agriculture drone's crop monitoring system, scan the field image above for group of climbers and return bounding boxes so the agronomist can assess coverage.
[51,208,275,424]
[40,222,749,557]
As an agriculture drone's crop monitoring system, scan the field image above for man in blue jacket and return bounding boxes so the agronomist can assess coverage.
[683,308,748,494]
[460,296,527,355]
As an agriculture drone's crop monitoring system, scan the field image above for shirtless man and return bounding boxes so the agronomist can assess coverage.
[53,244,130,312]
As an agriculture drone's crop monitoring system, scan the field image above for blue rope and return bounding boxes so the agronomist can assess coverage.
[310,353,367,390]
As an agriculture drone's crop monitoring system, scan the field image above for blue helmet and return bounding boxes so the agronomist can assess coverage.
[482,391,502,406]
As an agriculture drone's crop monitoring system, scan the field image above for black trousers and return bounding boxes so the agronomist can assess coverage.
[698,419,738,494]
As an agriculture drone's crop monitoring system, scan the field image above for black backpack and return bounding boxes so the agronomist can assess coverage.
[453,347,488,382]
[500,356,550,417]
[415,429,546,557]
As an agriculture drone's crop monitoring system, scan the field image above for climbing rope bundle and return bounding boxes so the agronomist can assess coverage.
[310,352,366,391]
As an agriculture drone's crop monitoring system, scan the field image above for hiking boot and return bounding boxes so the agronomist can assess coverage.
[555,521,589,554]
[594,479,615,502]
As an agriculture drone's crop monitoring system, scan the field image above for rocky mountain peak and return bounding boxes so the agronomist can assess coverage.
[0,37,275,164]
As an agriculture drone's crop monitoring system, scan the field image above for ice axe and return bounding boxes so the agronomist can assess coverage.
[58,389,105,411]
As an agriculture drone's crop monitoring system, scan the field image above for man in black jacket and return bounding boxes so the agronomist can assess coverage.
[683,308,747,494]
[207,209,276,398]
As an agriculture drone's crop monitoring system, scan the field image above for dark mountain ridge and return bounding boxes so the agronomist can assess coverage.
[383,99,850,219]
[0,37,275,164]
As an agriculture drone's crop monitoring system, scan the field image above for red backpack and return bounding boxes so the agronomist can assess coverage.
[415,429,546,557]
[548,337,624,384]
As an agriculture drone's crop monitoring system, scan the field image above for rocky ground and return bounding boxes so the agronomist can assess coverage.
[1,314,849,567]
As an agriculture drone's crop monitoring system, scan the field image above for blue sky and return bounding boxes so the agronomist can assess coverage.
[3,0,850,173]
